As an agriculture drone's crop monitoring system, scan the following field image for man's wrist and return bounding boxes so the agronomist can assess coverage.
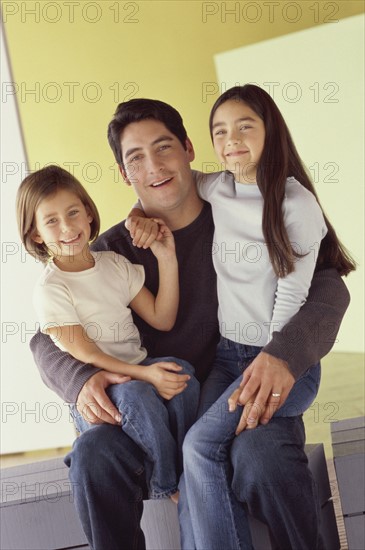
[263,351,289,370]
[263,339,296,376]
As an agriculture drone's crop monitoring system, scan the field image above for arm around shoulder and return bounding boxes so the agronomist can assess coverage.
[30,330,101,403]
[263,268,350,379]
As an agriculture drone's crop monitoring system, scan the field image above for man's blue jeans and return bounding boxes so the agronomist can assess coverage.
[180,337,322,550]
[65,424,148,549]
[69,356,199,499]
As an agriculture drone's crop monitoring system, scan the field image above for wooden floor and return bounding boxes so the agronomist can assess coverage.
[327,458,348,549]
[303,352,364,459]
[301,351,364,549]
[1,351,364,549]
[0,446,71,469]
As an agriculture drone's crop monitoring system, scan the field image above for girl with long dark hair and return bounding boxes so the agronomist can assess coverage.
[182,85,355,549]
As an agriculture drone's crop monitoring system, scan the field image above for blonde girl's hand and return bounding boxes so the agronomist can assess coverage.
[145,361,190,400]
[149,220,176,259]
[125,216,163,249]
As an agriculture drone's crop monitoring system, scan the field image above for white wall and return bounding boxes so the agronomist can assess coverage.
[1,24,75,453]
[214,15,364,353]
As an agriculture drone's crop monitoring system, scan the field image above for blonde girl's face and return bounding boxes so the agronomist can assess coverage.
[211,99,265,184]
[32,188,93,266]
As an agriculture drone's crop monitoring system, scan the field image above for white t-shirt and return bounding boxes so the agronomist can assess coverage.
[195,170,328,346]
[33,251,147,364]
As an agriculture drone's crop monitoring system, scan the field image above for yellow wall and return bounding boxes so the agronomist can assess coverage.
[3,0,364,230]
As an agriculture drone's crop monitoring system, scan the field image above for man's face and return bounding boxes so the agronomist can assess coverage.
[120,119,196,213]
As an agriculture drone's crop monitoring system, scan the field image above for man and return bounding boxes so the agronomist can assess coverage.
[30,98,350,549]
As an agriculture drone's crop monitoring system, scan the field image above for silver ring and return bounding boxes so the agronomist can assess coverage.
[271,393,281,398]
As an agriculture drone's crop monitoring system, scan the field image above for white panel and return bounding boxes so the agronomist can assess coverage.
[1,24,75,453]
[214,15,364,353]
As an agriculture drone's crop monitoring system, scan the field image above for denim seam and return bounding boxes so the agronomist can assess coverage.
[215,435,243,550]
[122,416,178,495]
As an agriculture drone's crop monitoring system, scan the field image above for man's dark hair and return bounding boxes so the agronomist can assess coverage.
[107,98,188,167]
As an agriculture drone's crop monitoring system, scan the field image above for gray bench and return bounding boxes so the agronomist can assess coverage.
[331,416,365,550]
[1,443,339,550]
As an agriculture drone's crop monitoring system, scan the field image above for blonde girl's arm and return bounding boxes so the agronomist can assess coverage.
[46,324,189,399]
[125,170,221,248]
[46,324,146,379]
[126,202,162,248]
[129,221,179,331]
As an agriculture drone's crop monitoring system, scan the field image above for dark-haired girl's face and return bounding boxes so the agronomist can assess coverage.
[211,99,265,184]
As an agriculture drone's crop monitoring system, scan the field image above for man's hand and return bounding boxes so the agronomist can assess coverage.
[125,215,163,249]
[228,351,295,434]
[76,371,131,425]
[145,362,191,400]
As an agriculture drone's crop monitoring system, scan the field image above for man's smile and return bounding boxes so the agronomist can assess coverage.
[150,177,174,188]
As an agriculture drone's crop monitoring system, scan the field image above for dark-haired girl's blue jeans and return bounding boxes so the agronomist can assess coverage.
[180,336,322,550]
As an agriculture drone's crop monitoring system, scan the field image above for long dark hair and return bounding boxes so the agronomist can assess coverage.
[209,85,356,277]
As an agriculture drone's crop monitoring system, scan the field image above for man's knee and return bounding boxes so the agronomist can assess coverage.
[66,425,146,493]
[231,427,275,471]
[230,431,281,505]
[230,418,307,503]
[66,425,118,474]
[231,417,305,473]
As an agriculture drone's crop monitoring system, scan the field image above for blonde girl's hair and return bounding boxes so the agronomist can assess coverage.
[16,165,100,262]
